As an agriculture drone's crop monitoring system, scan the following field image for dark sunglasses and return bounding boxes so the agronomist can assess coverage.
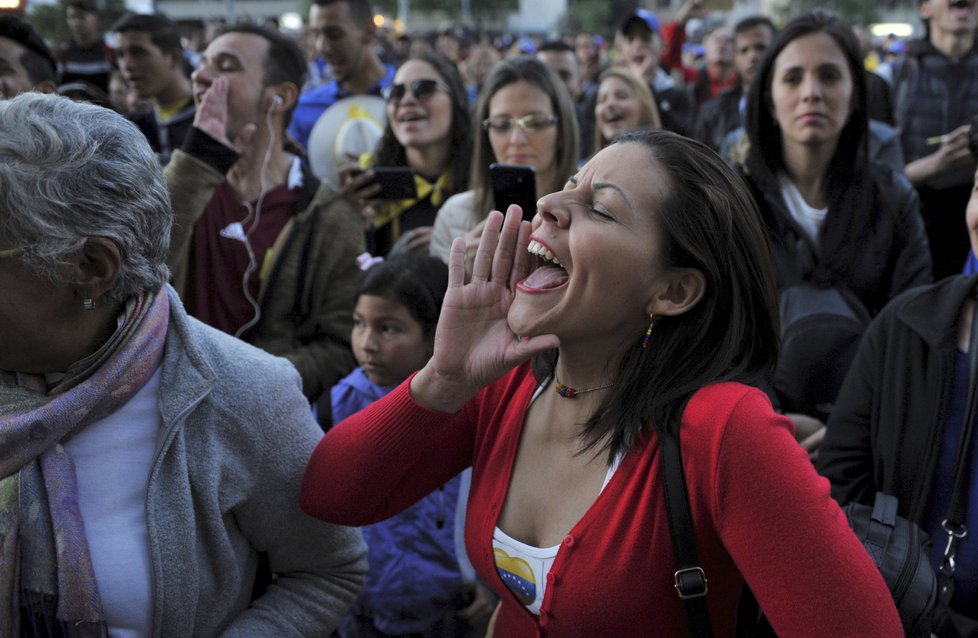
[383,79,449,105]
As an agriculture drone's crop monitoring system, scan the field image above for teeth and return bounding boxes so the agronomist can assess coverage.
[527,240,561,266]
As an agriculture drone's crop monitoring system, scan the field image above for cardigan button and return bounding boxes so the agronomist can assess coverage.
[562,534,575,547]
[546,572,557,585]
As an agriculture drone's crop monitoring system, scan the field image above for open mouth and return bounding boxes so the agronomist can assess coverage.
[520,239,569,291]
[603,111,625,124]
[398,112,427,123]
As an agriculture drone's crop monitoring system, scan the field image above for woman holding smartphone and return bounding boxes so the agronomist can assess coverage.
[429,56,580,273]
[341,53,471,257]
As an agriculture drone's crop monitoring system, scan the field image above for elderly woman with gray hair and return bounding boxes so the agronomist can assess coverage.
[0,93,366,636]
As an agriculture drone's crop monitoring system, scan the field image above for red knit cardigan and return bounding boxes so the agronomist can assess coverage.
[302,363,900,637]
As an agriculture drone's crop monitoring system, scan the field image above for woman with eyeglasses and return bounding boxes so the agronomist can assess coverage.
[593,67,661,153]
[340,53,471,257]
[429,56,580,272]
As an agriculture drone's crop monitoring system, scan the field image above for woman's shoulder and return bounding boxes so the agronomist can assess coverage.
[682,382,788,442]
[167,300,300,397]
[685,382,774,420]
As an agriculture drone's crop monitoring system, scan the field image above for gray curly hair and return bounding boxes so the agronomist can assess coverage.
[0,93,171,302]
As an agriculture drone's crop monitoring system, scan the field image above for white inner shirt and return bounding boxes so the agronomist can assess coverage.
[779,173,828,247]
[63,365,161,638]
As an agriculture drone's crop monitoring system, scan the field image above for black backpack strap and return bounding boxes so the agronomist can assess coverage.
[660,425,715,637]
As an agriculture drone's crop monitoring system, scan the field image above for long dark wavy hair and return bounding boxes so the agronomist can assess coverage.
[373,52,471,193]
[534,129,781,462]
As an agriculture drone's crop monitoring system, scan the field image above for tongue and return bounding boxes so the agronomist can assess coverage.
[522,265,569,290]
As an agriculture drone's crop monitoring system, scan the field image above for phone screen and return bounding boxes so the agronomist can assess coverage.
[490,163,537,222]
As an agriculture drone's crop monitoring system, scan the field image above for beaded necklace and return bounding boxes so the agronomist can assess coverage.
[553,376,614,399]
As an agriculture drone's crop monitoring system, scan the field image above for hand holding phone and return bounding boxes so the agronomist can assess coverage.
[371,166,418,200]
[341,165,418,201]
[490,163,537,222]
[339,163,380,201]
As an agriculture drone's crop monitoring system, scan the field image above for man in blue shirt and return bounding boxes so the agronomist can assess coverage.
[289,0,394,151]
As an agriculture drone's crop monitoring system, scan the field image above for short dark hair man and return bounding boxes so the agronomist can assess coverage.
[166,24,364,416]
[112,13,194,163]
[59,0,114,94]
[537,40,581,103]
[0,16,58,99]
[692,15,776,152]
[537,40,594,160]
[288,0,394,152]
[890,0,978,278]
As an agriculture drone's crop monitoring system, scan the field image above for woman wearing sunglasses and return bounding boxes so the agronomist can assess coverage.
[341,53,471,257]
[429,56,580,273]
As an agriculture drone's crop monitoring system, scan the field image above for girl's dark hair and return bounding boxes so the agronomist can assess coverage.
[374,53,472,194]
[744,10,877,288]
[534,129,781,461]
[357,253,449,337]
[745,10,868,195]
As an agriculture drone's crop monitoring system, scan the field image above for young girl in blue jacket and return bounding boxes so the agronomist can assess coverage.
[332,252,495,637]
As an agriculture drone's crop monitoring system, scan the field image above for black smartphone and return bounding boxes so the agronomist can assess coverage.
[369,166,418,200]
[490,163,536,222]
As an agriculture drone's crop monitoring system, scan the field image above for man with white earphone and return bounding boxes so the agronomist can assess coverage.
[165,23,365,424]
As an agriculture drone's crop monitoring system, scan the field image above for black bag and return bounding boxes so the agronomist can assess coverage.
[774,283,870,420]
[843,492,938,637]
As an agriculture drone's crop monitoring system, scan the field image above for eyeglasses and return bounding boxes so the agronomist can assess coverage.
[383,79,450,105]
[482,114,559,136]
[0,247,22,259]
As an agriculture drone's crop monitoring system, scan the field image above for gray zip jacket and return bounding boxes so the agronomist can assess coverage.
[146,286,366,636]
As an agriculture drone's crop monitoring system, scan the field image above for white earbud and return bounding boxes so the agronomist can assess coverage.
[271,95,284,107]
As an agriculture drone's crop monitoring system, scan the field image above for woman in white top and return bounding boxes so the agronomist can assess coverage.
[429,56,579,271]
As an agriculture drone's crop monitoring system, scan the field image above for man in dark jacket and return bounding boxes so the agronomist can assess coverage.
[113,13,194,164]
[692,15,775,152]
[59,0,114,94]
[891,0,978,278]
